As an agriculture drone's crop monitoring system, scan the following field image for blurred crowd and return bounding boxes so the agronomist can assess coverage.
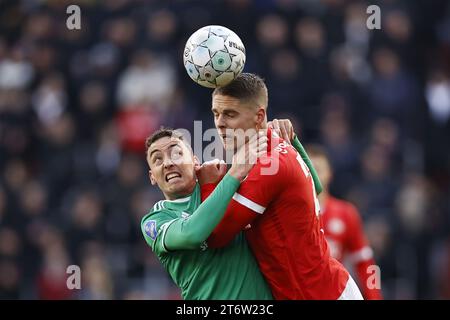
[0,0,449,299]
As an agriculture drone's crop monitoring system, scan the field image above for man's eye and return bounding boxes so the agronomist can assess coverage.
[173,151,182,159]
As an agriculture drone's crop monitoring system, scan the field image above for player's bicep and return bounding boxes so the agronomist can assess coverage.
[207,198,259,248]
[158,219,183,252]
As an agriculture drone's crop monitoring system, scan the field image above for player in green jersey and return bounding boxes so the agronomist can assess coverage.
[141,121,321,299]
[141,128,272,299]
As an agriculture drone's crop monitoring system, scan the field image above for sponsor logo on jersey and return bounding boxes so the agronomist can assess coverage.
[144,220,158,240]
[200,241,208,251]
[181,212,190,219]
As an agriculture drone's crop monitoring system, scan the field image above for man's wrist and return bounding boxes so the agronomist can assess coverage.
[228,167,245,182]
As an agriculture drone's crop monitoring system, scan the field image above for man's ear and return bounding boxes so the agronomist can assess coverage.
[149,170,157,185]
[193,155,201,171]
[255,107,266,128]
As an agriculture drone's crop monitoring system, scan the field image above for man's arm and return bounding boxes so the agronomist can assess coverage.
[163,174,241,251]
[142,174,241,252]
[205,156,287,248]
[160,131,268,251]
[291,135,323,194]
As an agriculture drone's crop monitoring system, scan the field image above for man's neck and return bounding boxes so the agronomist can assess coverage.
[164,183,196,200]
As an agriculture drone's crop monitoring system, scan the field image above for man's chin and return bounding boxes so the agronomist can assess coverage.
[165,185,186,199]
[222,142,235,151]
[222,138,240,151]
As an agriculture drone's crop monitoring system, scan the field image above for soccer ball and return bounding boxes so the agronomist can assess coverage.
[183,25,246,88]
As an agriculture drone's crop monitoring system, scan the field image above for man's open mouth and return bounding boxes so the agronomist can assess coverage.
[166,172,181,182]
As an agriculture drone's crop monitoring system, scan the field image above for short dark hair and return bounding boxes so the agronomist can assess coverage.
[212,73,268,106]
[145,127,184,153]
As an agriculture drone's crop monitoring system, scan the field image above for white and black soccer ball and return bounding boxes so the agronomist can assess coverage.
[183,25,246,88]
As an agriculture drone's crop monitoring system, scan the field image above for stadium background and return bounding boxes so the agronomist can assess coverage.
[0,0,449,299]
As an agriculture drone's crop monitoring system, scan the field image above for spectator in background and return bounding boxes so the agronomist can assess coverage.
[78,242,114,300]
[319,97,359,197]
[0,0,448,299]
[369,47,420,136]
[308,144,383,300]
[35,227,73,300]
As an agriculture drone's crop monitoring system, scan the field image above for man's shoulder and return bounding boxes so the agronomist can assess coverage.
[141,201,180,248]
[141,200,178,226]
[252,146,291,178]
[327,196,361,220]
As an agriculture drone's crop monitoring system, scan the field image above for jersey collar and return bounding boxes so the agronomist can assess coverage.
[166,196,191,203]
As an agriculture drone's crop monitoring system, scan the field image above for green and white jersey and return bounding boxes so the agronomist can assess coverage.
[141,183,273,300]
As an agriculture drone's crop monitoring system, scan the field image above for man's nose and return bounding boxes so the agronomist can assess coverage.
[163,156,175,168]
[216,114,227,129]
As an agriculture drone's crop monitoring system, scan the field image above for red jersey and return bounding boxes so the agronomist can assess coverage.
[321,196,383,299]
[202,129,350,299]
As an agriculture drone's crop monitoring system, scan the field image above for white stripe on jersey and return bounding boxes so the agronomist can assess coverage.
[338,276,364,300]
[232,193,266,214]
[160,219,178,253]
[154,200,166,211]
[348,246,374,263]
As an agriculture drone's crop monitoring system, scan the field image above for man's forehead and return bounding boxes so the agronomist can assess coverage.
[212,94,256,111]
[212,95,241,108]
[149,136,184,153]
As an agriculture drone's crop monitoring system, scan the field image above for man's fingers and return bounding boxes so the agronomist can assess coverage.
[272,119,281,136]
[218,163,227,176]
[280,124,288,141]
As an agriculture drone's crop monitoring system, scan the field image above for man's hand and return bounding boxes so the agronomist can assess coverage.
[195,159,227,186]
[228,130,268,182]
[268,119,295,144]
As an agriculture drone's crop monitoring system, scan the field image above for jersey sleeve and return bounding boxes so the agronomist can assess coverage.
[291,135,323,194]
[345,204,371,259]
[143,173,242,252]
[206,156,288,248]
[141,211,178,255]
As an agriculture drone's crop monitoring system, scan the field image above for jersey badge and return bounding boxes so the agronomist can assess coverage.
[144,220,158,240]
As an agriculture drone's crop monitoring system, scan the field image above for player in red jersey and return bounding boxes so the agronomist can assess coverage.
[201,73,363,299]
[307,145,383,300]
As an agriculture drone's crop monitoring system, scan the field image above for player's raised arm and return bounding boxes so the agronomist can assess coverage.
[162,132,267,251]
